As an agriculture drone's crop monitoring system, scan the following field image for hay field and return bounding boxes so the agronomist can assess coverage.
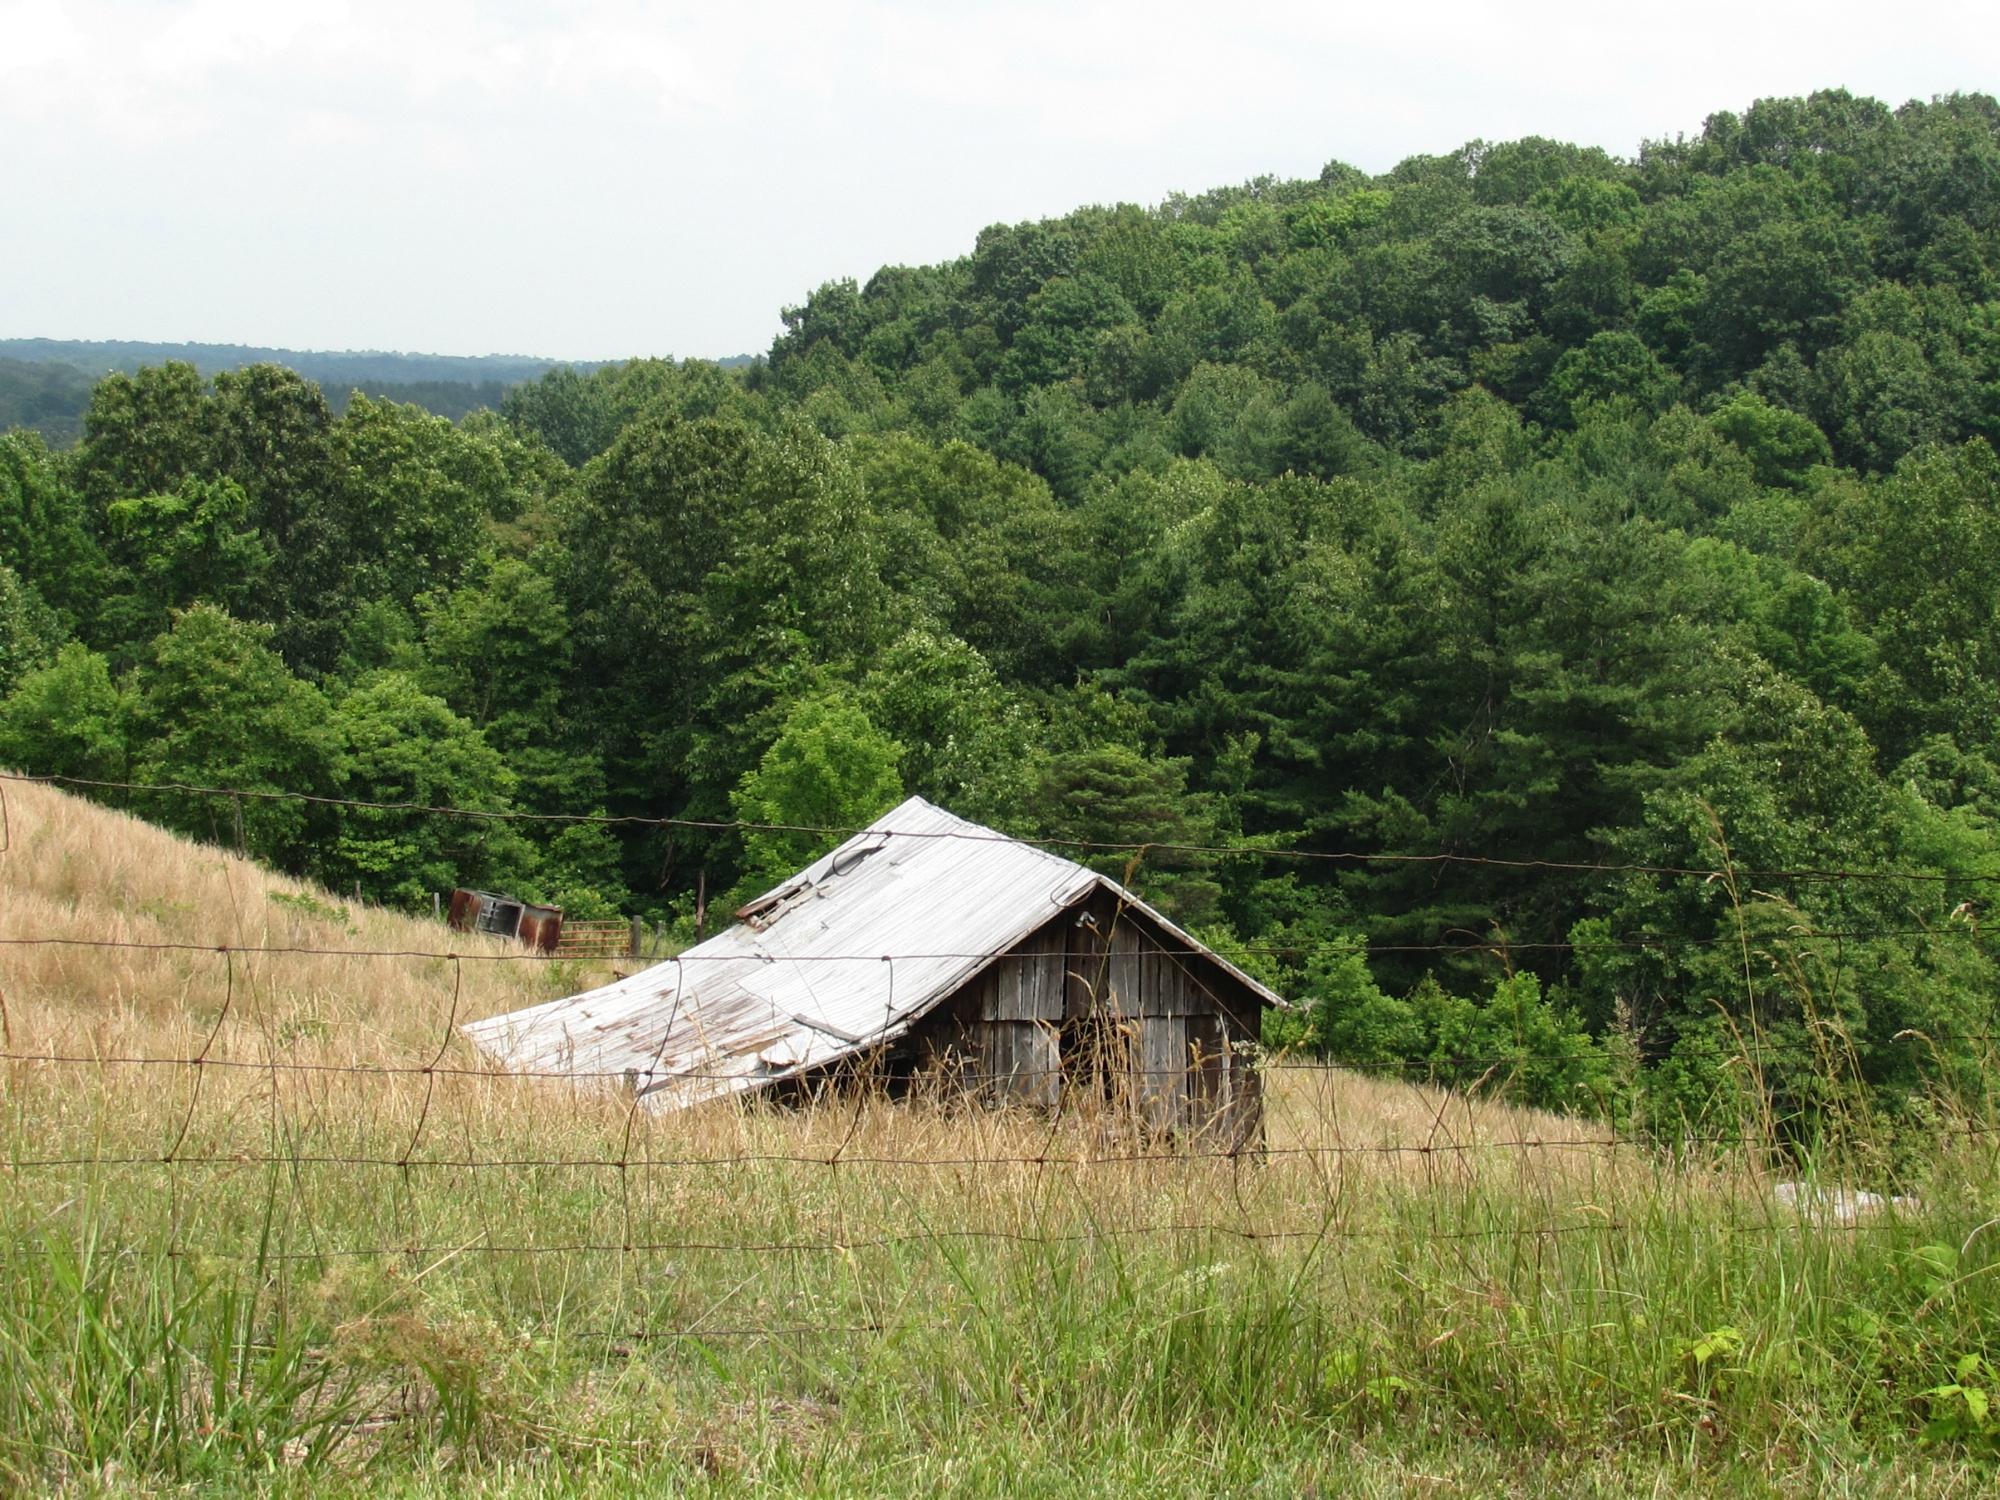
[1,776,1995,1496]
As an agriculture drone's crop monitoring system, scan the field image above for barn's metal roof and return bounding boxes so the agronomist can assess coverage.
[461,796,1283,1111]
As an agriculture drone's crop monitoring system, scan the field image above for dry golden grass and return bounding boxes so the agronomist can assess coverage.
[0,774,553,1060]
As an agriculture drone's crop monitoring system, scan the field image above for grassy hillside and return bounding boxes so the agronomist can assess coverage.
[3,779,2000,1493]
[0,774,552,1057]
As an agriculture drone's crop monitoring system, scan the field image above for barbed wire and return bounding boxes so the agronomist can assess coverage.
[4,1117,1988,1174]
[2,910,1989,1108]
[106,1214,1883,1265]
[575,1323,891,1343]
[0,1142,1624,1170]
[0,1022,1989,1086]
[0,921,1982,967]
[4,1012,1990,1169]
[10,769,1998,887]
[0,772,1975,1308]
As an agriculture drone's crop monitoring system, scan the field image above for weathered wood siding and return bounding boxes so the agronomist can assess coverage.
[1138,1013,1184,1130]
[1105,921,1143,1019]
[977,1019,1059,1106]
[907,890,1267,1141]
[983,927,1066,1021]
[918,978,1058,1107]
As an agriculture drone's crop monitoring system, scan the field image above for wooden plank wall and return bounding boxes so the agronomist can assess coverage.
[909,893,1267,1141]
[1113,900,1265,1145]
[977,1018,1058,1107]
[1106,922,1143,1019]
[1063,910,1107,1019]
[982,927,1066,1022]
[1138,1014,1183,1131]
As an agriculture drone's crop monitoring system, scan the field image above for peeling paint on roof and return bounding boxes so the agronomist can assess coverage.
[461,796,1283,1112]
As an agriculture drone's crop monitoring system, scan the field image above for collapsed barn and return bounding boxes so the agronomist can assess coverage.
[462,797,1282,1139]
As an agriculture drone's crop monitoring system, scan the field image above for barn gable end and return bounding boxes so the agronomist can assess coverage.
[922,887,1265,1142]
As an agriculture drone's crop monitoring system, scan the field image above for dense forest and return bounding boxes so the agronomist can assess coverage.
[5,89,2000,1137]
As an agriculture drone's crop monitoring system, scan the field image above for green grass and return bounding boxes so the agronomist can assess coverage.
[6,1131,2000,1495]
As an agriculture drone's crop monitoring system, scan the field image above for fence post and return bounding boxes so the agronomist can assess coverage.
[630,915,644,959]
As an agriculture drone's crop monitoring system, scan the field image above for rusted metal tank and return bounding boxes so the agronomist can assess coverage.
[447,888,563,953]
[515,902,564,954]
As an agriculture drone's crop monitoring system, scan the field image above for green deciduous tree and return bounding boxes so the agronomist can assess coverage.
[0,641,127,782]
[328,396,510,613]
[859,628,1035,827]
[0,565,59,698]
[1805,441,2000,752]
[322,672,530,908]
[0,431,103,632]
[1708,392,1832,488]
[1535,332,1680,426]
[730,691,904,895]
[128,606,333,865]
[417,558,570,751]
[73,362,212,510]
[99,476,272,648]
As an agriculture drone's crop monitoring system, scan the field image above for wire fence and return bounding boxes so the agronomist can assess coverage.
[0,988,1960,1294]
[12,767,2000,886]
[0,766,1985,1330]
[0,920,1985,964]
[6,928,1992,1097]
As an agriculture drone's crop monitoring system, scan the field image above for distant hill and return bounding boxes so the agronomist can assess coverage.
[0,339,622,444]
[0,358,96,447]
[0,340,759,445]
[0,338,582,388]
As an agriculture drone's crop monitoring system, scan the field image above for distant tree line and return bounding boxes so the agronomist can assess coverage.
[5,89,2000,1139]
[0,341,606,442]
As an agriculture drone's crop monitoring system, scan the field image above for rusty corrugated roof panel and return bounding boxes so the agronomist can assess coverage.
[460,796,1283,1112]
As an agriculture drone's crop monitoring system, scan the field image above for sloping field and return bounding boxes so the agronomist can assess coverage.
[1,777,1995,1495]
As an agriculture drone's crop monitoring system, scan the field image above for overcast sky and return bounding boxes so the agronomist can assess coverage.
[2,1,1994,362]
